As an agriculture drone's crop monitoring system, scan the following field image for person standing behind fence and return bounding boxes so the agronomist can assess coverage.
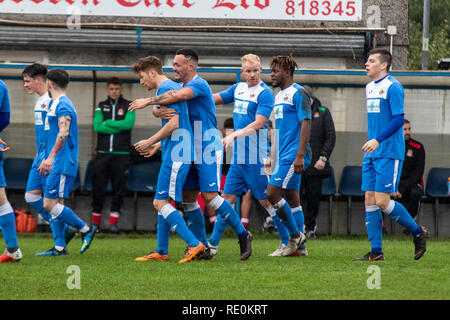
[393,119,425,224]
[91,77,135,233]
[300,85,336,240]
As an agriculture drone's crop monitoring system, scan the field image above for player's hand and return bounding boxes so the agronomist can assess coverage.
[263,158,273,175]
[391,192,402,199]
[314,158,326,170]
[0,139,10,152]
[222,134,235,149]
[134,139,152,153]
[140,144,160,158]
[153,106,176,120]
[362,139,379,154]
[129,98,150,112]
[38,157,54,176]
[293,156,305,174]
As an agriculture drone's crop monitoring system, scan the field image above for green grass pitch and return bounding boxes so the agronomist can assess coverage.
[1,232,449,300]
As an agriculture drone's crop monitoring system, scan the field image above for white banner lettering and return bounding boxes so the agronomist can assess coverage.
[0,0,362,21]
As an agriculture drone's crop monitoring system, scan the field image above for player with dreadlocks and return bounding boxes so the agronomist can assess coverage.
[263,54,312,256]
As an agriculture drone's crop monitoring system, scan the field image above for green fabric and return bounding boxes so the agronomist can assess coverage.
[98,151,130,155]
[93,109,121,134]
[104,110,135,131]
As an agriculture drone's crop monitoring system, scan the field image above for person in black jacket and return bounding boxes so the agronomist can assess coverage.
[91,77,135,233]
[300,86,336,239]
[392,119,425,220]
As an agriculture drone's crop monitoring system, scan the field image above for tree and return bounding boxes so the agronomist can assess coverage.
[408,0,450,70]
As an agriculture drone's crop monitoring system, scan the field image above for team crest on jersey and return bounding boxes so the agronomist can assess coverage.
[314,112,319,118]
[118,108,124,116]
[41,103,47,109]
[249,93,255,99]
[379,89,385,95]
[283,94,290,101]
[407,149,413,157]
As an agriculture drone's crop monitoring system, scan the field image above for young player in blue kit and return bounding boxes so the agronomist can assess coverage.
[0,79,22,263]
[266,55,311,257]
[355,48,427,261]
[38,69,96,255]
[131,56,206,263]
[22,64,75,256]
[130,49,253,261]
[206,54,276,256]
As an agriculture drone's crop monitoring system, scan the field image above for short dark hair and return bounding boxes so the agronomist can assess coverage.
[404,119,410,125]
[106,77,123,86]
[176,48,199,65]
[22,63,48,80]
[223,117,234,129]
[369,48,392,70]
[131,56,163,74]
[47,68,69,90]
[270,54,299,76]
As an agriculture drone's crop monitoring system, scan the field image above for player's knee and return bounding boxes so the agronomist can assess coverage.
[375,198,389,212]
[43,198,57,213]
[153,199,168,212]
[25,192,41,204]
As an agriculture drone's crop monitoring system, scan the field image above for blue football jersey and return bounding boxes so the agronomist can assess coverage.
[32,92,51,168]
[365,74,405,160]
[273,83,311,164]
[184,75,221,162]
[45,95,79,177]
[157,79,194,163]
[219,81,273,165]
[0,80,10,163]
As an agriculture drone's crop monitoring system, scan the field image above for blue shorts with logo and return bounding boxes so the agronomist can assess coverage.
[183,150,223,193]
[26,167,47,192]
[155,161,191,202]
[361,156,403,193]
[223,163,269,200]
[44,172,75,199]
[269,157,311,190]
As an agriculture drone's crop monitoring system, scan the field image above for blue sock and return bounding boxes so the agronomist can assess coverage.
[210,196,247,239]
[385,200,422,236]
[365,206,383,254]
[0,208,18,248]
[272,215,289,246]
[162,205,199,248]
[275,199,299,235]
[156,214,170,255]
[184,205,208,246]
[292,206,305,233]
[50,217,67,248]
[54,204,86,230]
[208,214,227,246]
[27,198,52,222]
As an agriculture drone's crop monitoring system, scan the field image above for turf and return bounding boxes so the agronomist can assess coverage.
[1,232,449,300]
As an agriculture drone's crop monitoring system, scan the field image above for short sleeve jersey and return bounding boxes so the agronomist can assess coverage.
[33,92,51,168]
[273,83,311,164]
[0,80,10,161]
[45,96,79,177]
[219,81,273,165]
[184,76,221,158]
[157,79,194,163]
[365,74,405,160]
